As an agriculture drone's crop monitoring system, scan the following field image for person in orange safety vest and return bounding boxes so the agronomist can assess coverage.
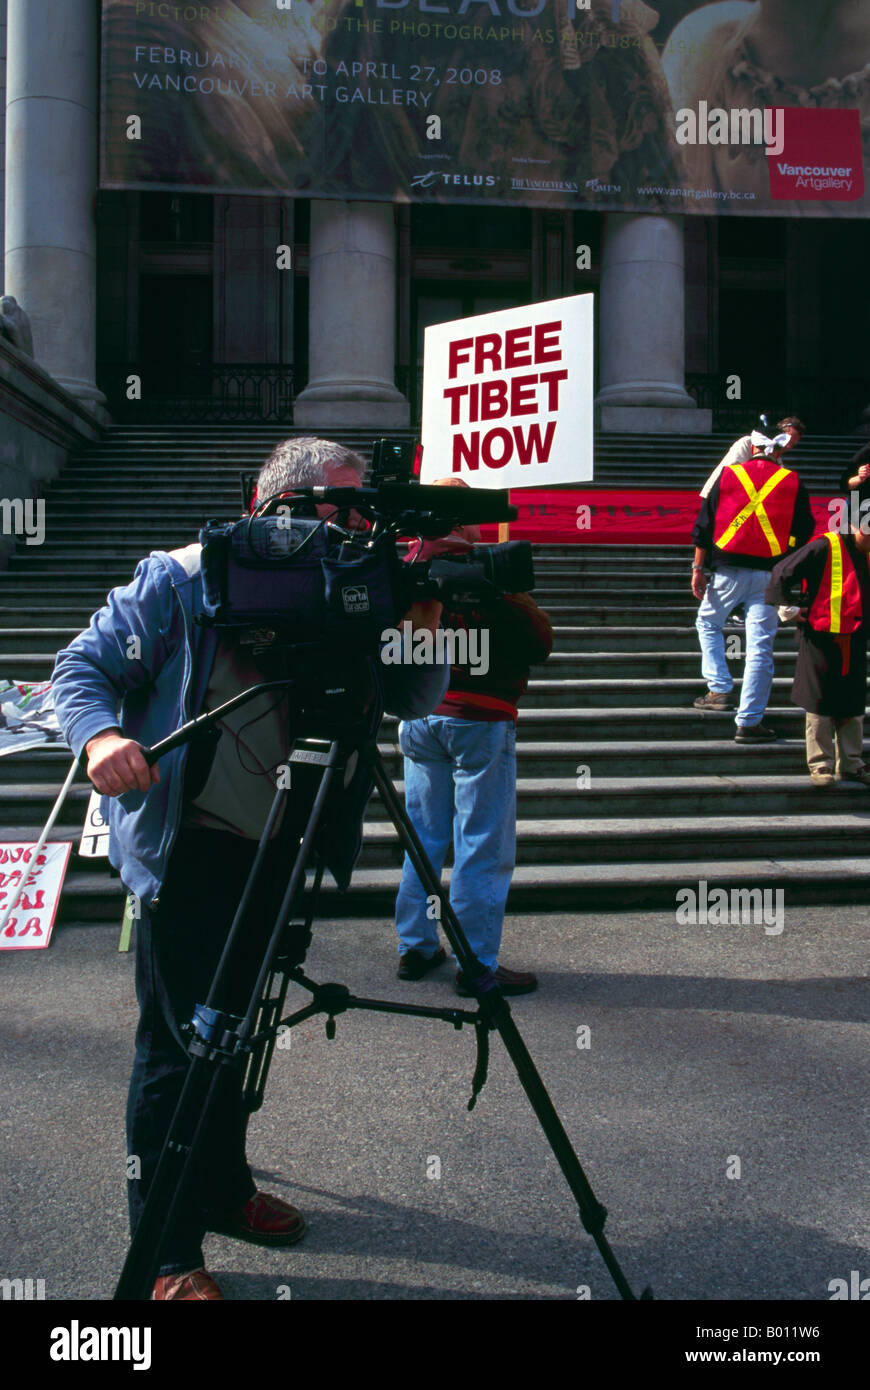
[766,525,870,788]
[691,432,814,743]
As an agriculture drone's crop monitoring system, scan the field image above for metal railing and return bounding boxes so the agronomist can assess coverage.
[97,363,303,422]
[96,363,868,435]
[686,374,869,435]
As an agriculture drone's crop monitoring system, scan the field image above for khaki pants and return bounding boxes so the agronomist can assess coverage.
[805,713,865,776]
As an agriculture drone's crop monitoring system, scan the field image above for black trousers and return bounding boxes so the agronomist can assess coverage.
[125,827,293,1276]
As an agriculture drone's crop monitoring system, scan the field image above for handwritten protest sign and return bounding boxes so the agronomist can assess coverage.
[0,842,72,951]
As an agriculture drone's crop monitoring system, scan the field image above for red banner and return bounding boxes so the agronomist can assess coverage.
[479,489,839,546]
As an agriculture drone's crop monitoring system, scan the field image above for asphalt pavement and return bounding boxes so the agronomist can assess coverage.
[1,905,868,1302]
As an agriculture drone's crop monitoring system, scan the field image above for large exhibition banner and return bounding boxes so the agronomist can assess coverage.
[101,1,869,216]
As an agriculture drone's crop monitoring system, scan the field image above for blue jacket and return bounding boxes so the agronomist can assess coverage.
[52,544,449,908]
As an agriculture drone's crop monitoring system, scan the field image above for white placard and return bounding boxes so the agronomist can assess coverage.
[420,294,593,490]
[78,790,110,859]
[0,842,72,950]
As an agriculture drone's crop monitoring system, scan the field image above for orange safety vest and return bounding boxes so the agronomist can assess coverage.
[713,456,799,559]
[808,533,864,635]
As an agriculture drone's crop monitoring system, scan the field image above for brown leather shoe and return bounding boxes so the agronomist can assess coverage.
[456,966,538,997]
[208,1190,307,1248]
[810,769,835,788]
[152,1268,224,1301]
[693,690,734,710]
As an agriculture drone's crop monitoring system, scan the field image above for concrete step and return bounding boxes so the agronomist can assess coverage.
[351,812,870,869]
[33,810,870,874]
[552,626,794,652]
[0,588,707,627]
[492,707,810,740]
[541,651,797,678]
[54,856,870,920]
[0,738,836,784]
[0,633,800,671]
[0,628,88,654]
[8,774,868,830]
[3,497,863,925]
[520,677,798,710]
[0,651,806,706]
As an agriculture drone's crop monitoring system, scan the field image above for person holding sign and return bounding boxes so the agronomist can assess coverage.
[394,479,554,996]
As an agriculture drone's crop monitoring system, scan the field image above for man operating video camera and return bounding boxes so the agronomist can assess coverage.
[50,436,449,1302]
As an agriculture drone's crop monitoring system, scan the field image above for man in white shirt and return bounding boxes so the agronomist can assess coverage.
[699,416,805,498]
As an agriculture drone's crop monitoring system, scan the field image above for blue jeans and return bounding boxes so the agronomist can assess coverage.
[696,565,779,726]
[395,716,517,970]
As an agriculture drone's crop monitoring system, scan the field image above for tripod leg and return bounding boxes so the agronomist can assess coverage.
[369,747,647,1301]
[242,861,324,1114]
[115,1052,233,1300]
[115,750,344,1300]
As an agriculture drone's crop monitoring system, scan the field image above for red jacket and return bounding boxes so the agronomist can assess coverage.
[434,591,554,723]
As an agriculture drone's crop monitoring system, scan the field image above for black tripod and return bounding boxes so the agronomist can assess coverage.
[113,677,652,1301]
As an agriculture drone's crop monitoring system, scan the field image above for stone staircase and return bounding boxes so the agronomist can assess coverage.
[2,425,869,928]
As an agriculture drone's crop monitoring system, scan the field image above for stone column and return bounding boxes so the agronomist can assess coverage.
[5,0,105,410]
[596,213,710,433]
[294,200,409,429]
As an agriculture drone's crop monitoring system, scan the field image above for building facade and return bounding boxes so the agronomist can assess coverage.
[3,0,869,437]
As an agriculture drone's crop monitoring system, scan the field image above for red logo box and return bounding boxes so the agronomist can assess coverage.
[768,107,864,201]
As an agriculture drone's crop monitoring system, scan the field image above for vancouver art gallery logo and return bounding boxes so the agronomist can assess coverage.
[770,108,864,202]
[672,104,863,203]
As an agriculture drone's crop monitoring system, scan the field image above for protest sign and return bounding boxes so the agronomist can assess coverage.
[78,790,110,859]
[0,842,72,951]
[420,295,593,491]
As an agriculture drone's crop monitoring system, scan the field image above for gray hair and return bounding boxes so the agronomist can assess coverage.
[256,436,365,500]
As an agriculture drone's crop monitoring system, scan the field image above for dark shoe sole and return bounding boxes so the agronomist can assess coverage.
[397,946,447,981]
[208,1214,307,1249]
[735,729,777,743]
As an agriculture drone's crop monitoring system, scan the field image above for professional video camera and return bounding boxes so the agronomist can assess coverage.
[197,479,533,647]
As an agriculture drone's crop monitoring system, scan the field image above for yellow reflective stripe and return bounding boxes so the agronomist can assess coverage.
[828,531,843,635]
[713,466,790,556]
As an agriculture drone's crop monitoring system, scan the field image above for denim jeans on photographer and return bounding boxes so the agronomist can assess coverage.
[395,715,516,970]
[126,828,289,1277]
[696,565,779,726]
